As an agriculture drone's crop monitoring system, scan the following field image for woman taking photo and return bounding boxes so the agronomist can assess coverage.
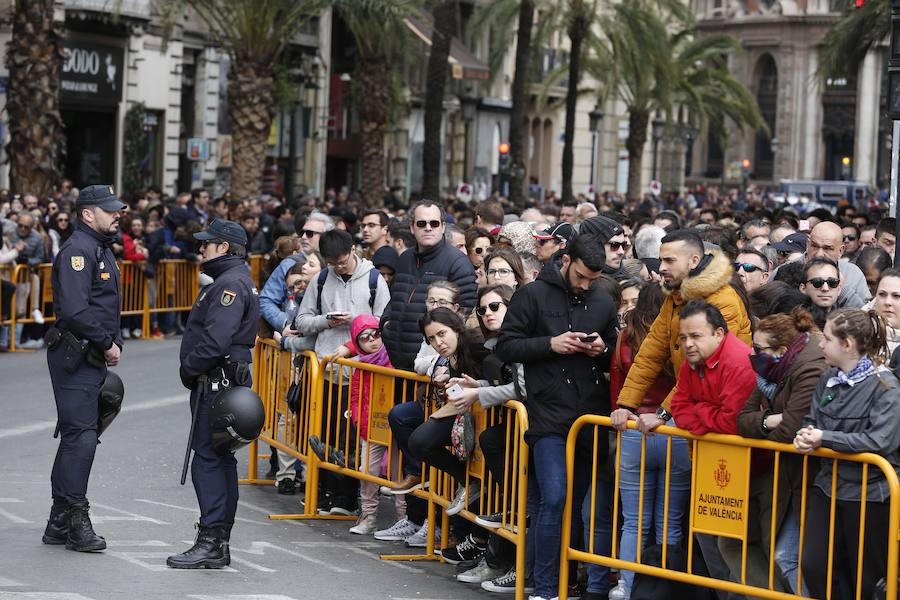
[795,308,900,600]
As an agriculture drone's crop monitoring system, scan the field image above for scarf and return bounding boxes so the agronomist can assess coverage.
[825,355,876,389]
[750,332,809,400]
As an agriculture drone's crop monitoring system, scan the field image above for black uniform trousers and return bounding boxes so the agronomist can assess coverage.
[48,344,105,507]
[190,384,238,529]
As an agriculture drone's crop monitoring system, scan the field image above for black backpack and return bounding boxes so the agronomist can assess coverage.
[315,268,380,314]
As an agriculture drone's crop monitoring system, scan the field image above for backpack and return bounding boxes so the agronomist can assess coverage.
[315,267,380,314]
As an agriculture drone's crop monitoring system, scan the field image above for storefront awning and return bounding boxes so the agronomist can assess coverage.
[403,14,491,81]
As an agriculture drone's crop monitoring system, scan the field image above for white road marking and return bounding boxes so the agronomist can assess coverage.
[0,499,23,503]
[0,508,30,524]
[224,556,276,573]
[0,577,24,587]
[89,502,168,525]
[105,540,170,547]
[230,541,350,574]
[288,541,424,574]
[235,500,303,526]
[189,596,298,600]
[0,395,185,440]
[0,594,96,599]
[135,499,258,525]
[105,551,237,573]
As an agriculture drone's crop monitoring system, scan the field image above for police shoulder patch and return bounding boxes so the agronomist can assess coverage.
[221,289,237,306]
[71,256,85,271]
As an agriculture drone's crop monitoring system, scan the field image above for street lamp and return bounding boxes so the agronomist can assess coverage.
[588,103,604,194]
[460,92,478,181]
[680,123,698,178]
[651,119,665,181]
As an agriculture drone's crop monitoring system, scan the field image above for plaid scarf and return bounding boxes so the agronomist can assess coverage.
[826,355,876,389]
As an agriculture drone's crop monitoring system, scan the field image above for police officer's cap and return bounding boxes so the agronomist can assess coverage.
[194,218,248,247]
[76,184,127,212]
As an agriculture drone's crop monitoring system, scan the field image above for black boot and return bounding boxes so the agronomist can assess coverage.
[65,504,106,552]
[42,502,69,545]
[166,525,227,569]
[221,524,232,566]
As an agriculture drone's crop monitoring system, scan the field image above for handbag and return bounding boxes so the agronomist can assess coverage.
[450,411,475,461]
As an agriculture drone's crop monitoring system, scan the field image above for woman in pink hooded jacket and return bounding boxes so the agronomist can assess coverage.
[331,314,406,535]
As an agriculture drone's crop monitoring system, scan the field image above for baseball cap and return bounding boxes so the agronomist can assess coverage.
[774,232,809,254]
[194,218,248,246]
[533,222,575,243]
[76,184,127,212]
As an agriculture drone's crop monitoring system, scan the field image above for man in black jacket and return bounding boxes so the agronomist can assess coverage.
[496,234,618,600]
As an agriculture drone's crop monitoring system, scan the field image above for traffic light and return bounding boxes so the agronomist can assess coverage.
[841,156,851,167]
[855,0,864,7]
[741,158,751,174]
[498,143,511,175]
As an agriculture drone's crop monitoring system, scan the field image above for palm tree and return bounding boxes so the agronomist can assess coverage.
[507,0,536,207]
[422,1,458,201]
[588,0,765,200]
[334,0,417,207]
[819,0,888,79]
[5,0,65,198]
[162,0,324,200]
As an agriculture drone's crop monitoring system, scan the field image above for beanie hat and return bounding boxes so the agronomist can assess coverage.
[372,245,399,272]
[578,215,624,245]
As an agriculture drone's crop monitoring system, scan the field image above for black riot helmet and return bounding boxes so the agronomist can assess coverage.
[209,386,265,455]
[98,370,124,437]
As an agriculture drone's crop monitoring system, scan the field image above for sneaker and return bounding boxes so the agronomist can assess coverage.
[19,338,44,350]
[387,474,422,495]
[404,519,440,548]
[121,328,131,339]
[349,513,377,535]
[457,557,506,583]
[32,309,44,324]
[329,496,358,516]
[151,328,165,339]
[374,517,418,541]
[440,533,485,565]
[607,582,629,600]
[276,479,297,495]
[446,481,480,516]
[379,485,393,496]
[131,329,142,338]
[482,567,535,594]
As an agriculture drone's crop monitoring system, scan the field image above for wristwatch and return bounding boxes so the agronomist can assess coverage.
[761,411,772,434]
[655,406,672,423]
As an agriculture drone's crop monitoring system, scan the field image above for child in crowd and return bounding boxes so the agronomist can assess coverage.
[331,314,406,535]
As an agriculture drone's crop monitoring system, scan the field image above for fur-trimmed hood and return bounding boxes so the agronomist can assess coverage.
[669,250,733,301]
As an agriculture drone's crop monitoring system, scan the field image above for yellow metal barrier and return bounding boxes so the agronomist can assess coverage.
[559,416,900,600]
[149,259,199,317]
[6,264,54,351]
[248,254,266,289]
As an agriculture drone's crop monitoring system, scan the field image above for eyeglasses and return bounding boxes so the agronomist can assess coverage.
[57,218,69,223]
[607,241,631,251]
[487,268,514,278]
[358,330,382,343]
[538,238,559,246]
[843,235,858,242]
[734,262,767,274]
[361,222,382,229]
[426,297,455,308]
[806,277,840,289]
[200,239,223,248]
[415,220,442,229]
[301,229,322,238]
[472,246,489,255]
[476,301,505,316]
[752,344,775,354]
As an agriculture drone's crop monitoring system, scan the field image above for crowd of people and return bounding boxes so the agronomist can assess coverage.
[3,179,900,600]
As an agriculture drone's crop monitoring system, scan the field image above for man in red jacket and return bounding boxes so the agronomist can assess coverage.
[670,300,756,435]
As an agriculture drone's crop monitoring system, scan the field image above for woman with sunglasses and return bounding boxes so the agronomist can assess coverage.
[48,211,74,261]
[465,227,493,270]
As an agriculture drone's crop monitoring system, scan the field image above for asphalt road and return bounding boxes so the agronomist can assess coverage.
[0,339,487,600]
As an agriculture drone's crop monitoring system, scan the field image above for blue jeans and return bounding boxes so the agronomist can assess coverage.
[774,509,808,596]
[582,474,614,594]
[531,435,591,598]
[618,428,692,592]
[387,401,424,477]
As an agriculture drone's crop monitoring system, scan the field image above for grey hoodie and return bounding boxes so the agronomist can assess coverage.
[296,256,389,381]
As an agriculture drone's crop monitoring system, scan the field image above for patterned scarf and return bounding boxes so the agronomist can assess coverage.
[826,355,876,389]
[754,333,810,400]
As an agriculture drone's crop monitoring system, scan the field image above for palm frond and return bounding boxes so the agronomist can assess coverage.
[819,0,889,79]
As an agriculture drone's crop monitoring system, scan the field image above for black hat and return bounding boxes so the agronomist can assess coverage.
[76,184,127,212]
[774,232,809,254]
[372,245,399,272]
[533,222,575,243]
[194,218,248,246]
[579,215,625,245]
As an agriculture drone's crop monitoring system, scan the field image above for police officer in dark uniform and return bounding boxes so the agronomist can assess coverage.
[167,219,260,569]
[43,184,126,552]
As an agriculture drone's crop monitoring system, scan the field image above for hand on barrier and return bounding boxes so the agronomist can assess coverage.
[327,345,351,363]
[104,343,121,367]
[793,425,823,454]
[610,408,638,432]
[635,413,665,435]
[281,324,298,338]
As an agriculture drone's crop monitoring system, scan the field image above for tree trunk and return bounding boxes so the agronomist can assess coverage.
[508,0,535,208]
[561,8,589,204]
[228,61,276,200]
[354,59,392,208]
[421,1,457,200]
[626,109,649,202]
[6,0,64,197]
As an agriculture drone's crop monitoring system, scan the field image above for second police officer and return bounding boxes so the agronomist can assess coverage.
[43,185,126,552]
[167,219,260,569]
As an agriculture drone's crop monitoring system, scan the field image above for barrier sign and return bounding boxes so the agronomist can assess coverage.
[692,440,751,539]
[367,373,395,446]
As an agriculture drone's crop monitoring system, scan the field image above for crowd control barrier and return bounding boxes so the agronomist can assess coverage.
[559,415,900,600]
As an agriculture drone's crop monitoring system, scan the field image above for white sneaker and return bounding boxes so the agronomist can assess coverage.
[32,309,44,324]
[608,582,630,600]
[482,567,535,594]
[121,328,131,339]
[404,519,440,548]
[528,596,558,600]
[349,513,377,535]
[374,517,419,541]
[446,481,481,516]
[457,557,506,583]
[18,338,44,350]
[132,329,142,338]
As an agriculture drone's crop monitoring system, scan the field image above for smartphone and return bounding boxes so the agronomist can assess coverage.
[326,312,349,320]
[446,383,464,397]
[580,335,598,343]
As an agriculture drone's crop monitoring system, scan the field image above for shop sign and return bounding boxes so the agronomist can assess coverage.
[60,41,124,107]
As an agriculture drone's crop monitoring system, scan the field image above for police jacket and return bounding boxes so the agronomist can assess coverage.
[381,239,476,369]
[496,259,618,446]
[52,221,122,351]
[180,255,259,379]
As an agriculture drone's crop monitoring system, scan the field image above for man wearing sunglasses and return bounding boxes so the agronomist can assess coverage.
[579,215,631,279]
[299,211,332,254]
[532,222,575,264]
[799,258,864,316]
[734,249,770,293]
